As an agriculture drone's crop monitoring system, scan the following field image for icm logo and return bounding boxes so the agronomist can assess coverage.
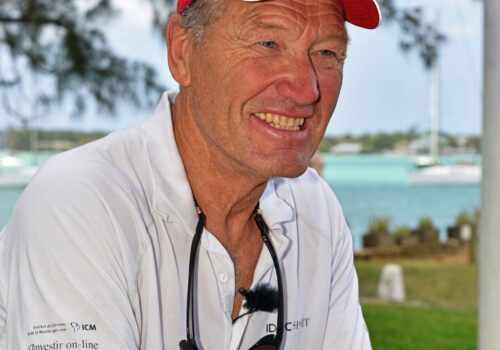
[82,324,97,331]
[71,322,96,332]
[70,322,80,332]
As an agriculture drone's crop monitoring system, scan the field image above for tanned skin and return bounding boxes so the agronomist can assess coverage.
[166,0,348,320]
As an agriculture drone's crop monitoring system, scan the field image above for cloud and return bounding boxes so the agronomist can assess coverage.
[112,0,154,28]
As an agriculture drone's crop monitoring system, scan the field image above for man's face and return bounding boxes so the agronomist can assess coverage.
[185,0,347,178]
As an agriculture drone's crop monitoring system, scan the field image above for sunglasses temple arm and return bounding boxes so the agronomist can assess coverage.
[255,212,284,349]
[181,210,205,350]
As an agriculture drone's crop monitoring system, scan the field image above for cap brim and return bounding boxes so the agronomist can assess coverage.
[241,0,382,29]
[178,0,382,29]
[343,0,381,29]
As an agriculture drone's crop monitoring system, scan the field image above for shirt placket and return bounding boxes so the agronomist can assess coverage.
[200,223,290,350]
[201,232,236,349]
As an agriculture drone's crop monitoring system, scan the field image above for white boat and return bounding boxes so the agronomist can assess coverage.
[414,155,437,168]
[0,166,38,188]
[1,155,24,167]
[0,153,38,188]
[409,162,481,185]
[409,54,481,186]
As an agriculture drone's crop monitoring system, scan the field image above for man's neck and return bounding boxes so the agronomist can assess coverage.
[171,95,268,246]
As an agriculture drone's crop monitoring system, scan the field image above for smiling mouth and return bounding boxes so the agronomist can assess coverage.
[254,113,305,131]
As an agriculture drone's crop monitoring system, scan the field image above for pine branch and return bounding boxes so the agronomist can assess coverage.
[0,15,67,28]
[0,77,20,87]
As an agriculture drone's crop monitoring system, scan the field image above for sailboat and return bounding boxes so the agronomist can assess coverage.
[0,165,38,188]
[409,58,481,185]
[0,128,39,189]
[0,77,41,188]
[0,150,38,188]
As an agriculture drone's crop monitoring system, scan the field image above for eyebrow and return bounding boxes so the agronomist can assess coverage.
[324,32,350,45]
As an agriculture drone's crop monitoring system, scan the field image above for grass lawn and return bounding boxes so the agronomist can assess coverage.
[355,260,478,311]
[355,260,478,349]
[363,304,477,350]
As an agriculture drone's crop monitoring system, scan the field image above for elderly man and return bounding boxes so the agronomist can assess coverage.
[0,0,380,349]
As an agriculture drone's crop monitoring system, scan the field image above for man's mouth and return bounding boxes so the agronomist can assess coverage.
[254,113,305,131]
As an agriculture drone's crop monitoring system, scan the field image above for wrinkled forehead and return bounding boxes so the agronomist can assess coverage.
[177,0,382,29]
[237,0,348,42]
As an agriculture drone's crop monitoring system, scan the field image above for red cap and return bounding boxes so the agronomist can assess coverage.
[177,0,381,29]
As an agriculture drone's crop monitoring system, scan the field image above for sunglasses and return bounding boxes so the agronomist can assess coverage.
[179,206,284,350]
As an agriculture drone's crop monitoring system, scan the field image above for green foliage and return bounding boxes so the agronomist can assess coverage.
[418,216,435,231]
[472,208,480,226]
[394,225,411,238]
[378,0,446,68]
[447,136,459,148]
[465,136,481,152]
[317,136,336,153]
[320,131,480,154]
[367,217,391,236]
[455,211,473,227]
[363,304,477,350]
[5,127,107,150]
[0,0,168,123]
[360,132,407,153]
[5,128,30,150]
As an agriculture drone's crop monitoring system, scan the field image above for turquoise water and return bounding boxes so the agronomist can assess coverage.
[323,154,481,250]
[0,152,481,250]
[0,151,54,228]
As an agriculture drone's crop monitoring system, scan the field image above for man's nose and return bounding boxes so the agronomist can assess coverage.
[275,56,320,106]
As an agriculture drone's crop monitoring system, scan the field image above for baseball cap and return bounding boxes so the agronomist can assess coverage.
[176,0,381,29]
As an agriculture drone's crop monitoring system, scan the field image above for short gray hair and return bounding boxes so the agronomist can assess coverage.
[178,0,227,46]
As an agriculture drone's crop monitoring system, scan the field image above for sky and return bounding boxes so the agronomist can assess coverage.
[0,0,484,136]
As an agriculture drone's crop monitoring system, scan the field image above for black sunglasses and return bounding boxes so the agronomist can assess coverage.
[179,206,284,350]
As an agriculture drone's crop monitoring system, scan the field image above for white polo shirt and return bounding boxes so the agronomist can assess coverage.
[0,91,371,350]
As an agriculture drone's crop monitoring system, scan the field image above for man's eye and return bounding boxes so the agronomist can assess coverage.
[259,41,276,49]
[319,49,334,56]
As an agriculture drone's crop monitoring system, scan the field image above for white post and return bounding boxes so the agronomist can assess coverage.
[479,0,500,349]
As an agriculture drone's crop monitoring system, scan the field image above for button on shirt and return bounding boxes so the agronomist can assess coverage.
[0,91,372,349]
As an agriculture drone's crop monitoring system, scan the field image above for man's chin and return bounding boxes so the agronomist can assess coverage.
[265,162,310,179]
[244,151,313,179]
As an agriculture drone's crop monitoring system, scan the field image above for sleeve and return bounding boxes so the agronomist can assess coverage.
[0,161,143,350]
[321,189,372,350]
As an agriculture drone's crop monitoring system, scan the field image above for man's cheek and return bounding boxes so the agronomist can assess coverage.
[320,74,343,109]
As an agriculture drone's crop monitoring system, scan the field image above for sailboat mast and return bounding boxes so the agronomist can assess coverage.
[430,58,440,163]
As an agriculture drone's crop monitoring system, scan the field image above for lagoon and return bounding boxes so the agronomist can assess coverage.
[323,153,481,250]
[0,152,481,250]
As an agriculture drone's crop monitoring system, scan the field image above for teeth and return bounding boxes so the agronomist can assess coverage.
[255,113,305,131]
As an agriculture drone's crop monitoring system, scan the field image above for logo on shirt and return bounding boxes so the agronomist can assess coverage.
[70,322,80,332]
[70,322,96,332]
[266,317,311,333]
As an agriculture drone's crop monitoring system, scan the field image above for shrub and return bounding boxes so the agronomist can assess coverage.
[472,208,480,226]
[394,225,412,238]
[368,217,391,235]
[418,216,435,231]
[455,211,472,227]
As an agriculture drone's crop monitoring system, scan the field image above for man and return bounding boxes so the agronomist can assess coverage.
[0,0,380,349]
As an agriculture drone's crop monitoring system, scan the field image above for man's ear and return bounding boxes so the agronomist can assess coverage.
[166,14,192,87]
